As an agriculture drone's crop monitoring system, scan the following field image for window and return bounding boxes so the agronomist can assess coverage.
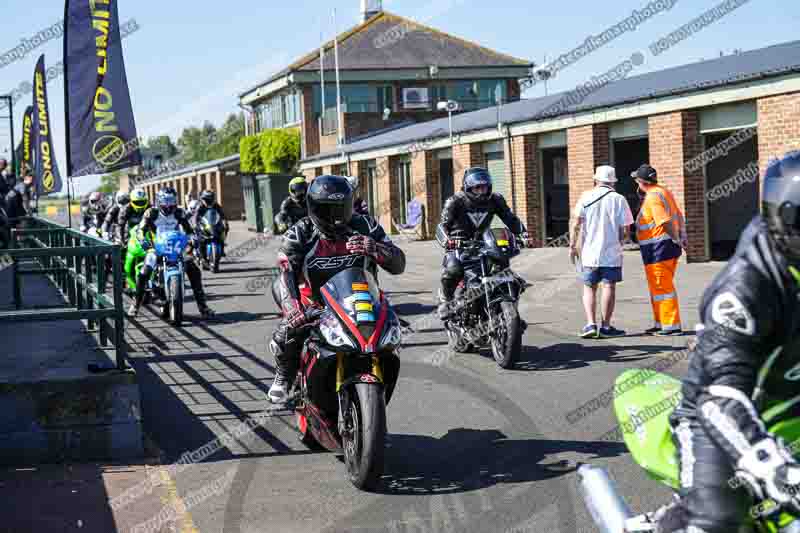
[367,160,381,217]
[253,91,301,133]
[313,84,383,114]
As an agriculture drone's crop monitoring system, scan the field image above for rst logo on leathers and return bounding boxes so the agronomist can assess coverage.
[307,255,362,270]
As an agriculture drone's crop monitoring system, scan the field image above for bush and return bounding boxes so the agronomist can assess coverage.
[239,128,301,174]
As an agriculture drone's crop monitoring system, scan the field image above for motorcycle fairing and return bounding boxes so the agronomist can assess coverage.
[319,268,388,353]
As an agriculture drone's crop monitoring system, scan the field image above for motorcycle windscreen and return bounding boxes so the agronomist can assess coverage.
[155,229,188,263]
[319,267,384,348]
[612,369,682,490]
[203,209,221,227]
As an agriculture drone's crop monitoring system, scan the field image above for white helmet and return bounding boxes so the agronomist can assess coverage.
[188,199,199,212]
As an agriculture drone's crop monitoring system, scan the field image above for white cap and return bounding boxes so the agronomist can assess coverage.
[593,165,617,183]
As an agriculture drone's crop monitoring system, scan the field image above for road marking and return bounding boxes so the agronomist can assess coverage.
[157,467,199,533]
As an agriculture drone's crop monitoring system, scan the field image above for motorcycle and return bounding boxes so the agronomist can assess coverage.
[435,225,528,369]
[579,368,800,533]
[125,229,189,325]
[199,208,225,273]
[284,264,402,491]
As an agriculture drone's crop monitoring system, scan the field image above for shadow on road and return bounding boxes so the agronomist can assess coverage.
[392,301,437,317]
[513,342,664,371]
[377,428,625,495]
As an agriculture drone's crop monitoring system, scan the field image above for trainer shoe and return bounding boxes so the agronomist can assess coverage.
[268,371,290,403]
[599,326,626,337]
[654,328,683,337]
[581,324,598,339]
[127,302,140,318]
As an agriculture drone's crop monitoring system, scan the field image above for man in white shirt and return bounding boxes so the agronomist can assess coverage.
[570,166,634,338]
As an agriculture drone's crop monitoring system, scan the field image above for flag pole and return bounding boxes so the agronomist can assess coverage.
[332,8,343,147]
[320,24,326,136]
[63,0,73,228]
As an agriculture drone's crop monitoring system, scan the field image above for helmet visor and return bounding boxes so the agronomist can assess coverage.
[311,200,353,230]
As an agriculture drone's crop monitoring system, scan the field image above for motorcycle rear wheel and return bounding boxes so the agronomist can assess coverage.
[342,384,386,491]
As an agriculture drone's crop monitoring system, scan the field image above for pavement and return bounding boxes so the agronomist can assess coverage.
[0,222,726,533]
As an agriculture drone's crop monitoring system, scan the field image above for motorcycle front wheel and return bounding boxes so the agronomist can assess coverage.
[342,383,386,491]
[168,275,183,326]
[211,244,220,273]
[491,301,521,369]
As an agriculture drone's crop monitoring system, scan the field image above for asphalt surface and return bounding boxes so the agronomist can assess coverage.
[3,217,724,532]
[114,225,722,533]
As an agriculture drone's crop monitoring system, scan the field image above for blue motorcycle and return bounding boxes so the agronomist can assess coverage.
[199,209,225,273]
[153,229,189,325]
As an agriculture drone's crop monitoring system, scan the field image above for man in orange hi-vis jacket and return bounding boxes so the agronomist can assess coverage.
[632,164,687,336]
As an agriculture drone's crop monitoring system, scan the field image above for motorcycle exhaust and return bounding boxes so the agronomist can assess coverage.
[577,464,634,533]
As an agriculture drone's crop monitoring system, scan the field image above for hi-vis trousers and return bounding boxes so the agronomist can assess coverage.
[645,257,681,331]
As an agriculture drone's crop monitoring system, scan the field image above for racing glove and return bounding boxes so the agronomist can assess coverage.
[346,235,378,259]
[735,437,800,513]
[445,237,463,250]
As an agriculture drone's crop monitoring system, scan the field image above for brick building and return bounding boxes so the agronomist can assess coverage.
[299,40,800,263]
[132,154,245,220]
[237,2,532,161]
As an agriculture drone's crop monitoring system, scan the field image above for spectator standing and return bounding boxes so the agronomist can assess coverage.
[570,166,634,338]
[631,164,687,336]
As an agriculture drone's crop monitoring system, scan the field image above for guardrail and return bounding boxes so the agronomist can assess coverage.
[0,217,126,370]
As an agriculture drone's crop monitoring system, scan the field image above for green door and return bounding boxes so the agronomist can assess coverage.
[258,177,273,233]
[485,151,508,229]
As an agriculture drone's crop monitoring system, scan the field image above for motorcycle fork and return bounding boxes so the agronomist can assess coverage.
[481,258,494,331]
[336,353,350,437]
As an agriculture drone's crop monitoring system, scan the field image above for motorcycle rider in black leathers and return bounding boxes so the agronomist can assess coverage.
[117,188,150,245]
[437,167,532,319]
[275,177,308,232]
[657,151,800,533]
[127,186,213,319]
[192,189,230,263]
[102,192,130,242]
[267,175,406,403]
[81,192,108,234]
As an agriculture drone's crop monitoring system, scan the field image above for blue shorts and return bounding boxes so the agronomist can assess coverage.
[582,266,622,286]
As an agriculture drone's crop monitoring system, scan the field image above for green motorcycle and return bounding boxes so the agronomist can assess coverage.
[579,368,800,533]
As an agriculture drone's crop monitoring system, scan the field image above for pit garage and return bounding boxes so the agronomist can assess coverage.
[538,130,570,241]
[701,102,759,260]
[609,119,650,233]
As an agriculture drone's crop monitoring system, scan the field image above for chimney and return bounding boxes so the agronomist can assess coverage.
[360,0,382,22]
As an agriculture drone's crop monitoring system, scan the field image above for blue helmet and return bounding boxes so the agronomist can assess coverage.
[157,187,178,217]
[462,167,492,205]
[763,151,800,260]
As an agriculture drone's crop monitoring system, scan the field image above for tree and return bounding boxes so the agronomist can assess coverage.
[145,135,178,158]
[97,171,121,193]
[207,113,245,161]
[177,121,218,165]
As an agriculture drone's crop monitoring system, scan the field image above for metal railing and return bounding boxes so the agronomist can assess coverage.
[0,217,126,370]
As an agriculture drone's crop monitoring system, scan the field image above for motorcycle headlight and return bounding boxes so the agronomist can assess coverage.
[319,313,356,349]
[379,322,403,350]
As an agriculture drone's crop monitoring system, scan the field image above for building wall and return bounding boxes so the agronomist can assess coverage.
[509,134,544,246]
[648,111,706,262]
[301,86,320,158]
[757,91,800,175]
[567,124,610,213]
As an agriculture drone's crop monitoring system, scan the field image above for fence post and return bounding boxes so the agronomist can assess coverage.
[11,229,21,309]
[97,249,107,345]
[112,246,126,370]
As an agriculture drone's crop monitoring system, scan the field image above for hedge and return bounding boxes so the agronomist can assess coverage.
[239,128,301,174]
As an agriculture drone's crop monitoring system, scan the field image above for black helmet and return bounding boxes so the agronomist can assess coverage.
[307,175,353,236]
[763,151,800,262]
[462,167,493,205]
[289,177,308,202]
[200,189,215,207]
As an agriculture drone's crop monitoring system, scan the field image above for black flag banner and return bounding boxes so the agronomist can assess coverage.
[32,55,64,195]
[64,0,140,177]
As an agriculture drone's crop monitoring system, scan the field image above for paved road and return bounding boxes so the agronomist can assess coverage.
[107,226,722,533]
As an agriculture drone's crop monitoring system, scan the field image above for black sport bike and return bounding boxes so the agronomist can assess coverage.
[436,225,529,369]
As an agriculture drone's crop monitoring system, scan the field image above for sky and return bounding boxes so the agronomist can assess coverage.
[0,0,797,195]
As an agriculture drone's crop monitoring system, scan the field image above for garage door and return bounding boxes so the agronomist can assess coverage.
[485,151,508,229]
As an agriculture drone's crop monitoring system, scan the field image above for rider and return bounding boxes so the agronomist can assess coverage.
[660,150,800,533]
[192,189,230,262]
[437,167,532,319]
[117,188,150,244]
[102,192,130,242]
[127,186,213,319]
[276,177,308,230]
[267,175,406,403]
[81,192,108,234]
